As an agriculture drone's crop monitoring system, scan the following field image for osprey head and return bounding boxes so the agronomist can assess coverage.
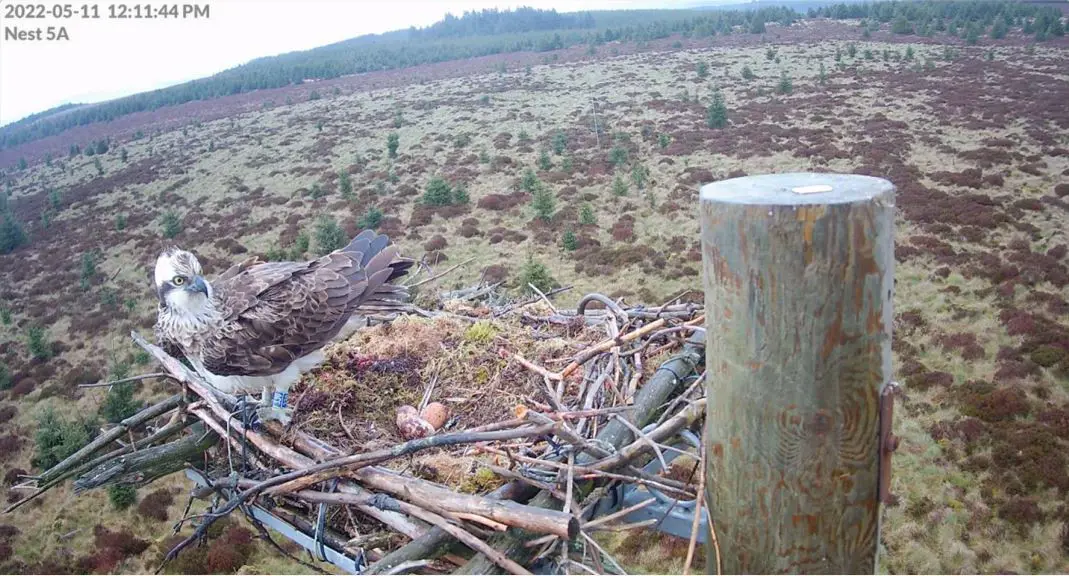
[155,247,212,314]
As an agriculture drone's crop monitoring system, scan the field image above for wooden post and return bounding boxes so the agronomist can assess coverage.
[699,173,895,574]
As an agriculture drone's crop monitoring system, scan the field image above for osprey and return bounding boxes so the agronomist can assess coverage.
[153,229,414,425]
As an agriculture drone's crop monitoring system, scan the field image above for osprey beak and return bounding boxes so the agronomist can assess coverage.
[186,275,209,297]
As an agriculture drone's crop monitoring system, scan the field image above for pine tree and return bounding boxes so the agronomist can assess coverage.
[387,133,399,158]
[531,184,556,221]
[706,90,728,128]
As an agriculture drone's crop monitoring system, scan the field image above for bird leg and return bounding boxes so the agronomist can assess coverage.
[255,385,293,426]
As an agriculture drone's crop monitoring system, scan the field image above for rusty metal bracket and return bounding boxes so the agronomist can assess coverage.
[877,381,901,506]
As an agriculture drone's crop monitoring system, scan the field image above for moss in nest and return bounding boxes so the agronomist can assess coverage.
[460,466,504,494]
[464,320,498,345]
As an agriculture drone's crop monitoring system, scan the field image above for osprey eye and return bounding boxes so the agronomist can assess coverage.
[173,276,186,285]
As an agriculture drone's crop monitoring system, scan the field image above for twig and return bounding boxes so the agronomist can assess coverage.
[480,464,569,502]
[419,367,439,413]
[382,560,431,575]
[582,498,655,529]
[296,490,533,575]
[591,399,706,472]
[338,404,357,444]
[4,416,190,513]
[585,518,659,532]
[78,372,171,388]
[709,504,723,576]
[683,456,706,576]
[580,531,628,575]
[611,414,668,473]
[568,560,601,575]
[477,446,694,499]
[492,285,574,318]
[160,418,554,572]
[558,318,671,379]
[405,256,476,288]
[511,353,563,381]
[527,283,559,314]
[32,393,183,486]
[265,423,557,496]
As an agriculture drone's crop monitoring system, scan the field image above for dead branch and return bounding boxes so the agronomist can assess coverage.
[35,393,184,485]
[78,372,173,388]
[74,423,217,491]
[294,489,533,576]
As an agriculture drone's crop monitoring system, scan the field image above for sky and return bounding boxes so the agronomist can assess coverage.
[0,0,686,126]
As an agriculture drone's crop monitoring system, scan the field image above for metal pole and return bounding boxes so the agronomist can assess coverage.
[699,173,896,574]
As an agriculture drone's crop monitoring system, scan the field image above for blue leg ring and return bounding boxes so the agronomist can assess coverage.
[272,391,288,409]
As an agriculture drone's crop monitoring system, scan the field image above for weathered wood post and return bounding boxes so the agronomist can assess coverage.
[699,173,896,574]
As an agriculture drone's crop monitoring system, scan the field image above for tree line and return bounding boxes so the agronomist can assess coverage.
[2,1,1064,152]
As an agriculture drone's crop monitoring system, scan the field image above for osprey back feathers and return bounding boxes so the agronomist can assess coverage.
[153,229,415,424]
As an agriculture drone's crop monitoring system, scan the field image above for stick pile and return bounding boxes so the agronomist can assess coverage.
[6,286,712,575]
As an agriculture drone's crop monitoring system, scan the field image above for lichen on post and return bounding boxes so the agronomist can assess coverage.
[699,172,895,574]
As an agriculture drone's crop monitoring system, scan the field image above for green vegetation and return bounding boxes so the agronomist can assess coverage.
[531,185,556,221]
[613,173,629,196]
[551,130,568,155]
[0,363,11,391]
[741,64,754,80]
[579,203,597,226]
[160,211,182,239]
[339,170,353,200]
[609,145,628,167]
[32,406,97,470]
[314,215,346,255]
[518,255,559,295]
[631,164,647,190]
[387,132,399,158]
[706,90,728,128]
[26,324,52,361]
[423,176,462,206]
[696,61,708,79]
[562,229,578,251]
[101,381,140,424]
[114,213,127,231]
[0,211,27,254]
[521,168,540,193]
[80,251,98,290]
[538,149,553,171]
[454,184,470,205]
[777,72,793,94]
[357,206,384,230]
[108,485,138,511]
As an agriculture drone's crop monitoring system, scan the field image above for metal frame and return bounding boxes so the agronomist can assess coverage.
[183,468,365,574]
[592,426,707,544]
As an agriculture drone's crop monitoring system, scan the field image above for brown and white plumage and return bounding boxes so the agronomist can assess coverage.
[153,229,414,423]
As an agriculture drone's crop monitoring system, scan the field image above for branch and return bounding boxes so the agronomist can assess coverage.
[78,372,172,388]
[73,423,217,491]
[295,489,533,576]
[35,393,183,485]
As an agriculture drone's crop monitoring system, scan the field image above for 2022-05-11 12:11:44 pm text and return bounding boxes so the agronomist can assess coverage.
[2,3,211,42]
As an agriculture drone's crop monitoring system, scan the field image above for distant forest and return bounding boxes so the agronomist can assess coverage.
[1,0,1064,151]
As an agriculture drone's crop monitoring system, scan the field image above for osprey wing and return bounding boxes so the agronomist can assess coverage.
[200,231,411,377]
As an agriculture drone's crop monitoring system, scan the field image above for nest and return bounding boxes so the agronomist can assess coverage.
[8,285,711,575]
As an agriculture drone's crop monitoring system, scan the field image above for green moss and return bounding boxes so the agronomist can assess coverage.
[463,321,498,345]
